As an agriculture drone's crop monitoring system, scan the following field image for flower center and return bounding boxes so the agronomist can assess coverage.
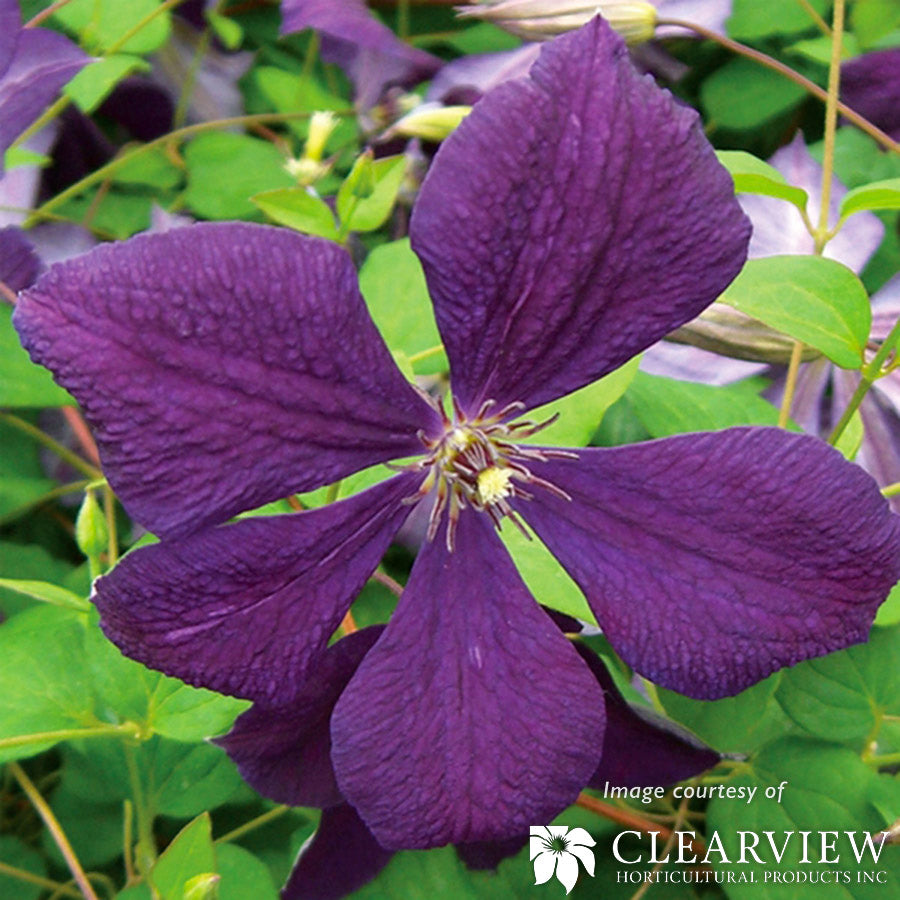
[408,398,575,550]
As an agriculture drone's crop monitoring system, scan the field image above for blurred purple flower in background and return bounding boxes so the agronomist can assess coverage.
[842,48,900,141]
[0,0,88,175]
[649,135,900,507]
[14,18,900,860]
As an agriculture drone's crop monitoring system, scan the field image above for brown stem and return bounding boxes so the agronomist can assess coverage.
[24,0,79,28]
[575,792,708,859]
[9,762,100,900]
[61,408,101,468]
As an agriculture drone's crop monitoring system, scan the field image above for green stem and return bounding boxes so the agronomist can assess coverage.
[0,722,140,751]
[26,110,350,227]
[0,861,82,899]
[829,317,900,445]
[124,743,157,876]
[867,751,900,768]
[0,479,94,528]
[407,343,445,365]
[656,19,899,154]
[214,805,291,844]
[778,340,805,428]
[0,413,102,480]
[8,762,100,900]
[794,0,831,35]
[397,0,410,39]
[882,481,900,498]
[813,0,845,254]
[103,484,119,567]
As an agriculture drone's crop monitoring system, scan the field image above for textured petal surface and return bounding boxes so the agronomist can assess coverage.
[0,225,41,293]
[94,473,418,704]
[215,627,382,808]
[574,644,719,788]
[282,803,393,900]
[14,223,438,538]
[331,511,606,849]
[842,49,900,141]
[739,134,883,272]
[517,429,900,699]
[410,18,749,416]
[0,28,88,172]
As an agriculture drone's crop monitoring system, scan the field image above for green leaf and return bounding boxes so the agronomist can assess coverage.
[0,606,95,762]
[0,578,88,612]
[147,680,249,743]
[64,55,148,113]
[621,372,784,437]
[875,581,900,627]
[113,148,182,189]
[706,739,899,897]
[207,11,243,50]
[716,150,809,211]
[0,305,73,407]
[521,357,640,448]
[0,542,76,617]
[53,0,172,54]
[834,408,864,460]
[658,674,794,753]
[251,187,339,241]
[43,787,124,868]
[247,67,356,145]
[775,624,900,745]
[358,239,445,375]
[498,521,595,623]
[184,133,294,220]
[0,476,57,526]
[728,0,830,39]
[57,189,154,238]
[217,844,278,900]
[337,155,406,233]
[718,256,871,369]
[150,814,216,900]
[0,836,47,900]
[701,59,807,130]
[840,178,900,219]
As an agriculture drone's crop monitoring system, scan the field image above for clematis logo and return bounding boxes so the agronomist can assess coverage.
[530,825,596,894]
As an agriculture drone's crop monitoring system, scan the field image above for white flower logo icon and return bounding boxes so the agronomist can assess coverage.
[530,825,596,894]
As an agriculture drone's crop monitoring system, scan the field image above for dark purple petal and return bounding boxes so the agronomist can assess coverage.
[216,628,383,808]
[410,18,749,417]
[94,472,418,704]
[15,223,439,538]
[331,511,606,849]
[516,429,900,700]
[0,28,88,172]
[97,77,174,141]
[842,49,900,141]
[280,0,440,107]
[0,225,41,294]
[282,804,393,900]
[573,644,719,788]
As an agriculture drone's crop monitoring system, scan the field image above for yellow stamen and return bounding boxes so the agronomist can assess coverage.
[477,466,513,505]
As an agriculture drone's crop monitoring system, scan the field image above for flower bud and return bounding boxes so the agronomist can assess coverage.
[458,1,658,44]
[386,104,472,142]
[285,111,339,185]
[668,303,822,364]
[75,490,108,566]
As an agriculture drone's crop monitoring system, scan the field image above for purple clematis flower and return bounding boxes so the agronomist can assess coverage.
[13,19,900,850]
[841,48,900,142]
[280,0,441,110]
[0,0,88,176]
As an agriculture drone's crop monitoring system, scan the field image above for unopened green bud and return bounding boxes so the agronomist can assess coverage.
[75,490,108,567]
[184,873,220,900]
[669,303,822,365]
[344,151,377,200]
[459,1,658,44]
[387,105,472,142]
